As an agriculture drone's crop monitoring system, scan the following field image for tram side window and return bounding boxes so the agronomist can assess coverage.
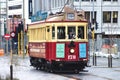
[68,26,76,39]
[57,27,65,39]
[78,26,84,39]
[52,27,55,39]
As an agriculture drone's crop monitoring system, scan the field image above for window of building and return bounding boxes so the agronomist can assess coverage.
[82,0,90,1]
[29,0,32,18]
[51,0,54,8]
[85,11,96,22]
[91,0,96,1]
[1,2,6,7]
[103,0,111,1]
[8,15,22,18]
[103,11,118,23]
[113,0,118,1]
[75,0,79,2]
[55,0,57,8]
[113,11,118,23]
[91,12,97,21]
[82,0,96,1]
[9,5,22,10]
[85,12,90,21]
[58,0,60,7]
[103,0,118,1]
[103,11,111,23]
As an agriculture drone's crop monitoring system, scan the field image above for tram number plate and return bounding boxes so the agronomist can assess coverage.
[68,55,76,60]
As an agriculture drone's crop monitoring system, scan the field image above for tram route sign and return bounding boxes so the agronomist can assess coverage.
[4,34,11,40]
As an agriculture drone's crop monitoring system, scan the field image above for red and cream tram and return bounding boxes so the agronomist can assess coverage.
[27,5,89,73]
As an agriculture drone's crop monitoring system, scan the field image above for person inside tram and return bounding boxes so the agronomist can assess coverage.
[68,27,76,39]
[57,27,65,39]
[78,30,82,38]
[69,32,76,39]
[78,28,83,39]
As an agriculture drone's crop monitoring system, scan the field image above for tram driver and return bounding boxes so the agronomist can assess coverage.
[68,32,76,39]
[68,27,76,39]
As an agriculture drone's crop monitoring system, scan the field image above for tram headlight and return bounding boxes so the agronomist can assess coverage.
[70,48,75,54]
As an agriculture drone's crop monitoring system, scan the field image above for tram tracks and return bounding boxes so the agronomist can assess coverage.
[56,72,113,80]
[57,73,81,80]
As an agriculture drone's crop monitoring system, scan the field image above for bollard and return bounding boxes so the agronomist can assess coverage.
[94,53,97,66]
[93,53,97,66]
[110,55,112,68]
[93,53,95,65]
[108,55,112,68]
[10,65,13,80]
[108,55,109,67]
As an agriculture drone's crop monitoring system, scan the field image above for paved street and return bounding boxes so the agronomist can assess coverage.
[0,55,120,80]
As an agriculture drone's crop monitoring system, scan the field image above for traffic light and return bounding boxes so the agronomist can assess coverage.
[91,30,95,39]
[91,24,95,31]
[91,19,95,31]
[12,28,18,42]
[95,22,98,30]
[18,21,24,33]
[88,22,91,29]
[91,19,95,39]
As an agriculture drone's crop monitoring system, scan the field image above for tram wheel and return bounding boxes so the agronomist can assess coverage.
[36,67,39,70]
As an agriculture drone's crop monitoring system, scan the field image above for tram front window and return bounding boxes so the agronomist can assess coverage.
[78,26,84,39]
[68,26,76,39]
[57,27,65,39]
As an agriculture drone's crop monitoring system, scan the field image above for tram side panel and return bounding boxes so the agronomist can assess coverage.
[28,42,46,58]
[28,42,46,68]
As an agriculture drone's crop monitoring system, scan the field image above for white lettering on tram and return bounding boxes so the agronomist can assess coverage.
[30,49,40,53]
[30,48,45,53]
[68,55,76,59]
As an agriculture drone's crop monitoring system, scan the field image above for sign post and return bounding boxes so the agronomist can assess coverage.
[4,34,13,80]
[4,34,10,55]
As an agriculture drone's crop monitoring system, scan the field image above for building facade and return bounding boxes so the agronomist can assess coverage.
[8,0,31,31]
[0,0,31,53]
[73,0,120,52]
[0,0,7,36]
[0,0,7,48]
[31,0,120,54]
